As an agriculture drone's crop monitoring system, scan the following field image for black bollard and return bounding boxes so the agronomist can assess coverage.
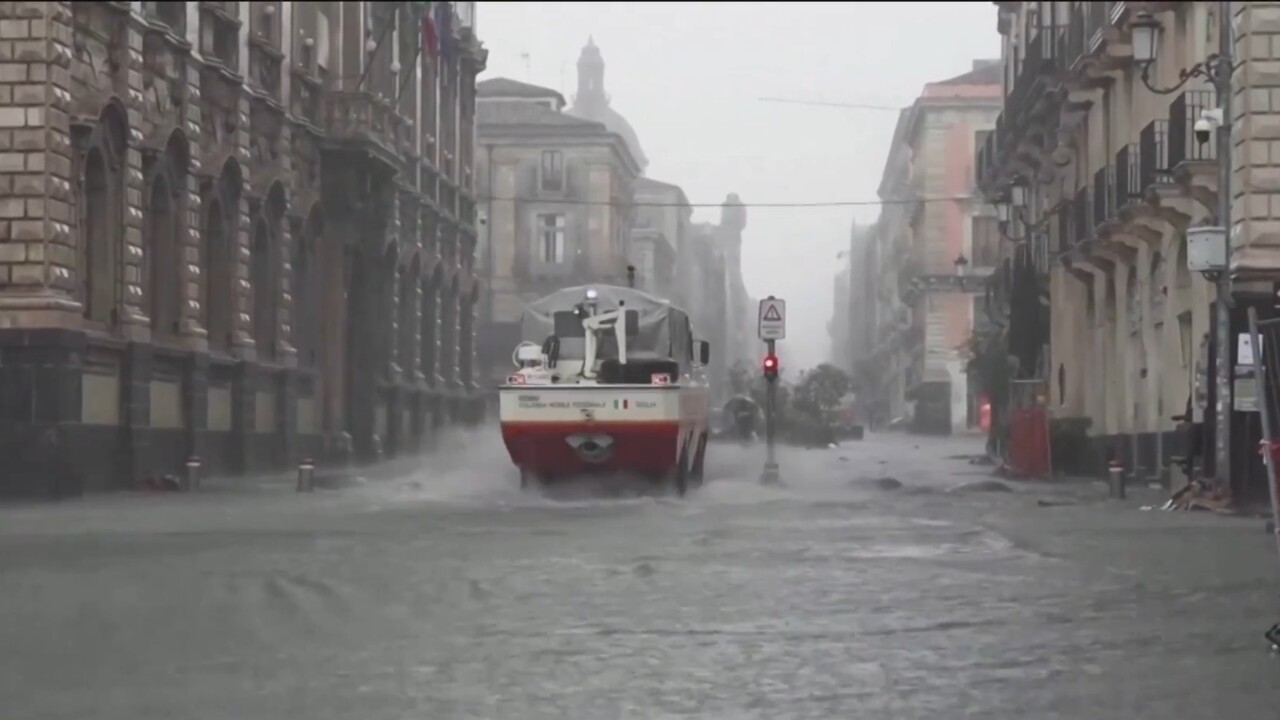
[296,458,316,492]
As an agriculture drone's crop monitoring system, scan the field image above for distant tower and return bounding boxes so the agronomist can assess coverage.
[575,35,605,113]
[568,35,648,174]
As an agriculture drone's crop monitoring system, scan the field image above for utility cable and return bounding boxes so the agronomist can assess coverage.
[474,194,980,209]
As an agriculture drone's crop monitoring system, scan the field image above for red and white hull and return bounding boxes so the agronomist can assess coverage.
[499,384,709,482]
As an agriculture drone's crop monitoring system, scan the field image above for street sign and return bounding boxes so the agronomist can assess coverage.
[758,297,786,340]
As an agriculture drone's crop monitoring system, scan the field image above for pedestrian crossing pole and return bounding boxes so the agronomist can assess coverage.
[762,338,780,484]
[758,296,786,485]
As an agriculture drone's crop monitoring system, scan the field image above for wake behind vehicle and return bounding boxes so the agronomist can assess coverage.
[498,285,712,495]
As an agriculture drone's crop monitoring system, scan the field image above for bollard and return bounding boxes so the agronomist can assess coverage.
[1108,460,1126,500]
[183,455,202,492]
[296,458,315,492]
[337,432,353,468]
[759,461,781,485]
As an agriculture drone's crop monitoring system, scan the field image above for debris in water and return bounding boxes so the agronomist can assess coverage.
[949,479,1013,494]
[850,476,902,490]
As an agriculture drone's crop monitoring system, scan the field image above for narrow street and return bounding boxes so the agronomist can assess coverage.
[1,431,1277,720]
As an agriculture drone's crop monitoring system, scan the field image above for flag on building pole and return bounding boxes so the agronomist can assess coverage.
[435,0,454,84]
[417,1,439,61]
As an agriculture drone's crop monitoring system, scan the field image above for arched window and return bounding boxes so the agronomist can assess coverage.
[380,244,399,378]
[398,254,421,374]
[420,264,441,382]
[80,103,128,328]
[251,184,286,362]
[251,218,276,360]
[204,161,241,352]
[458,283,478,386]
[440,275,459,384]
[146,131,189,339]
[293,209,322,367]
[146,175,177,335]
[82,148,114,325]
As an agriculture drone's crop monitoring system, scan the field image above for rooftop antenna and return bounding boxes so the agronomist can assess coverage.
[520,51,531,81]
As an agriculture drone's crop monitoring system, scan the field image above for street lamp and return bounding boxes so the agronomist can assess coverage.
[1131,5,1235,491]
[954,253,970,277]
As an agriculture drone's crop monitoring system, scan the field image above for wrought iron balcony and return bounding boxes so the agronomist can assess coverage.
[1071,185,1093,244]
[1168,89,1217,168]
[976,124,1000,190]
[1139,119,1174,190]
[1092,165,1116,229]
[1115,144,1141,210]
[1063,1,1116,72]
[289,70,322,129]
[978,24,1067,192]
[1056,196,1075,255]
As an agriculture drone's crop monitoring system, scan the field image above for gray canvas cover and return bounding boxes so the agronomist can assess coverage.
[521,284,687,359]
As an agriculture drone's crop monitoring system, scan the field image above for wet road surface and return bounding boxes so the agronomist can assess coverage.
[1,430,1278,720]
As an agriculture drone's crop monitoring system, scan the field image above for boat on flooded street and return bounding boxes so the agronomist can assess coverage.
[498,284,713,495]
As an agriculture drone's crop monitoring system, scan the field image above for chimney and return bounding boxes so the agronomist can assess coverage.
[972,59,1001,71]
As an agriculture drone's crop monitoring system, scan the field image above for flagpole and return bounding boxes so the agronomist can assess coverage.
[396,7,424,103]
[356,10,395,93]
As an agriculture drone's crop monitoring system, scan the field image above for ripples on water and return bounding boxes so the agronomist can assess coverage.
[2,430,1278,720]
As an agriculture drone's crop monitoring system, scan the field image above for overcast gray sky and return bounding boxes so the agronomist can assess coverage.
[477,1,1000,369]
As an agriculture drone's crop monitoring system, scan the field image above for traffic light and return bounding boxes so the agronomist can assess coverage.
[762,353,779,382]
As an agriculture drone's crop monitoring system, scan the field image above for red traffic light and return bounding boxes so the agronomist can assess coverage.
[762,354,779,376]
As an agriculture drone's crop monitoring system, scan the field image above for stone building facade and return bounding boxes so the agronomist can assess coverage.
[631,176,686,298]
[473,40,752,403]
[854,62,1001,434]
[0,1,485,497]
[474,77,641,388]
[976,1,1279,502]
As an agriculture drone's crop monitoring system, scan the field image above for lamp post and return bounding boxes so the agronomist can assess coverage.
[1131,5,1235,492]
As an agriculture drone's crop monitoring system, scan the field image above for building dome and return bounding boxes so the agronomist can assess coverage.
[567,36,649,174]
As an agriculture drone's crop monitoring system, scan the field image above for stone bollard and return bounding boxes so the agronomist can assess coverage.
[297,458,316,492]
[337,431,353,468]
[1108,460,1126,500]
[183,456,202,492]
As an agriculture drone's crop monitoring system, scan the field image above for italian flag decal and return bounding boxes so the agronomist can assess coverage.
[613,399,629,410]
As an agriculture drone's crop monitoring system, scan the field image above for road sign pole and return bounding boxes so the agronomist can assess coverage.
[758,295,785,485]
[762,338,781,485]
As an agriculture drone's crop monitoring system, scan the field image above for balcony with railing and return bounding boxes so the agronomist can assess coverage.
[1056,197,1074,255]
[290,74,322,129]
[976,122,1000,190]
[978,22,1068,193]
[1063,1,1125,73]
[1168,89,1218,168]
[1071,185,1093,245]
[1092,165,1116,229]
[1114,144,1141,211]
[324,91,415,168]
[1139,119,1174,190]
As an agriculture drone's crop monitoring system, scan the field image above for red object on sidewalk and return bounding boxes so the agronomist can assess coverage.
[1006,405,1050,479]
[978,397,991,434]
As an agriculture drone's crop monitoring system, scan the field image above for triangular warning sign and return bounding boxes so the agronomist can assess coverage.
[763,304,782,321]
